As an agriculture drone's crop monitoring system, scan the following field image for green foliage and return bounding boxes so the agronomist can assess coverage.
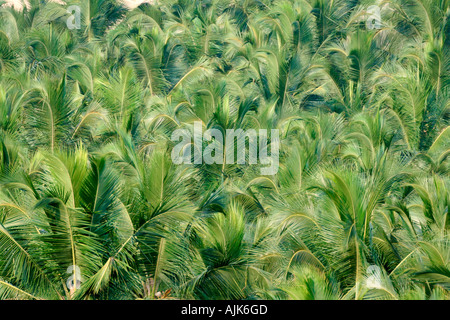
[0,0,448,300]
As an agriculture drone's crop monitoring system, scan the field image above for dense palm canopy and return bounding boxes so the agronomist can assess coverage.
[0,0,449,300]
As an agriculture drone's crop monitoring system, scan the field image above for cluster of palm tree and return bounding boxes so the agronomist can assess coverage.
[0,0,448,300]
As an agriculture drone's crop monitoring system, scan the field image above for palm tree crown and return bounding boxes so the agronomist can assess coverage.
[0,0,449,300]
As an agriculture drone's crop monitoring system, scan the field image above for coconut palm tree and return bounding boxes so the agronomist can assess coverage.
[0,0,448,300]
